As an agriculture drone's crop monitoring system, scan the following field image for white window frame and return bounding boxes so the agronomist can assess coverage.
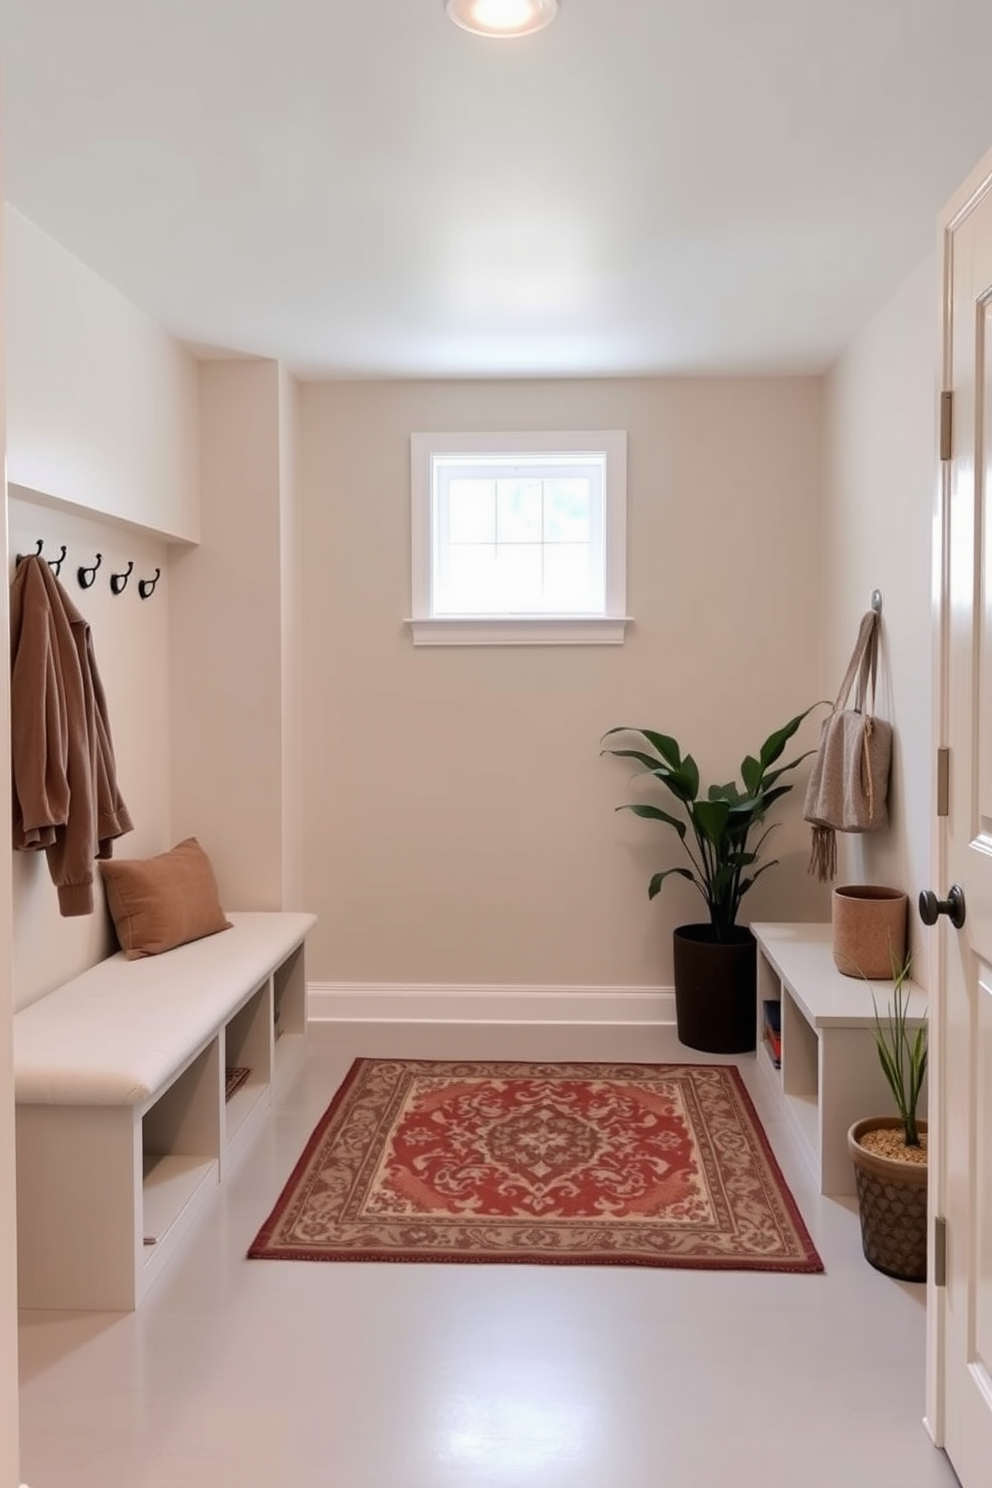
[408,430,630,646]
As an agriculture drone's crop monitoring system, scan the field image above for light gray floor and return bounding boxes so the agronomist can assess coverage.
[17,1024,961,1488]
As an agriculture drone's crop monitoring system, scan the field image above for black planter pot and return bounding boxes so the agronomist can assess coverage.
[672,924,757,1054]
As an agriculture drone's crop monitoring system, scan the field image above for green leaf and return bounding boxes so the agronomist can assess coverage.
[639,731,683,768]
[601,747,672,773]
[708,781,743,804]
[648,867,696,900]
[692,798,731,844]
[643,765,697,804]
[605,728,684,769]
[912,1024,928,1073]
[752,784,793,812]
[758,750,817,790]
[681,754,700,799]
[740,755,762,794]
[617,803,687,838]
[738,861,780,894]
[758,704,819,769]
[726,797,763,820]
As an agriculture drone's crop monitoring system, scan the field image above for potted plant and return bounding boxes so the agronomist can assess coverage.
[848,955,928,1281]
[602,707,817,1053]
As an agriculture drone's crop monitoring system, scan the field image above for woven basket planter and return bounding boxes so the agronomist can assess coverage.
[848,1117,928,1282]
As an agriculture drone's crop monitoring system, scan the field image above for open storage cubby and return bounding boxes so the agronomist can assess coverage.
[222,981,272,1164]
[142,1041,221,1255]
[272,942,307,1091]
[781,993,819,1159]
[750,922,928,1197]
[756,948,782,1080]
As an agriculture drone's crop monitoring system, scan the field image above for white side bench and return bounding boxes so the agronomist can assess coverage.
[750,922,927,1196]
[14,910,316,1311]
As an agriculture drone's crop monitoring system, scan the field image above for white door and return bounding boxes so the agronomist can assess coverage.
[937,151,992,1487]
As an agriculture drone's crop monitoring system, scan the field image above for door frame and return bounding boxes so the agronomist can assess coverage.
[927,138,992,1447]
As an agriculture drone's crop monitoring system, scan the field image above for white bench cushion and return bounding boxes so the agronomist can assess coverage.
[14,911,316,1106]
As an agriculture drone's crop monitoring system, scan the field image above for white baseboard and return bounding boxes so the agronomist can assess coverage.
[307,982,676,1026]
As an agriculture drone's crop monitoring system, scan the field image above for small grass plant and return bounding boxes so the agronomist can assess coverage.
[870,950,927,1148]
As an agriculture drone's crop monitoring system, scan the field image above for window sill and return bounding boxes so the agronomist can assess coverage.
[405,616,632,647]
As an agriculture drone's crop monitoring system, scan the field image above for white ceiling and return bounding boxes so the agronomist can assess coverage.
[2,0,992,379]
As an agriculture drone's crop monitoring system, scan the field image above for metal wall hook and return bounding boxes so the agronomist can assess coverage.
[14,540,69,576]
[871,589,883,614]
[77,553,103,589]
[15,539,44,567]
[110,560,134,596]
[138,567,161,601]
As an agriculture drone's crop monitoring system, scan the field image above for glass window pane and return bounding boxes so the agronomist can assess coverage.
[495,544,543,612]
[496,480,543,543]
[419,434,623,630]
[544,544,596,612]
[448,480,496,544]
[438,544,498,613]
[544,478,591,543]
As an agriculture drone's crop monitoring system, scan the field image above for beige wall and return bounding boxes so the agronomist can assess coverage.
[4,208,199,542]
[301,377,830,987]
[8,494,172,1010]
[822,255,937,983]
[279,367,305,908]
[169,360,304,911]
[3,205,197,1008]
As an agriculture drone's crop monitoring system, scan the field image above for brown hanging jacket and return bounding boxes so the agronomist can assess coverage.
[10,555,133,915]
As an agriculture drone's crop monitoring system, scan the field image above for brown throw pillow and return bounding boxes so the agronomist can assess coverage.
[99,838,232,960]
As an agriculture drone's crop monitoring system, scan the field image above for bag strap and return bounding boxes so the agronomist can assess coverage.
[833,611,879,714]
[853,614,879,714]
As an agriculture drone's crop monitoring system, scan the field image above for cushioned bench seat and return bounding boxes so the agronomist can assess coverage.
[14,909,316,1311]
[15,911,316,1106]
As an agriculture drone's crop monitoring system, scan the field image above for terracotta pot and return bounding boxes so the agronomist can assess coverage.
[832,884,908,979]
[672,925,756,1054]
[848,1117,928,1282]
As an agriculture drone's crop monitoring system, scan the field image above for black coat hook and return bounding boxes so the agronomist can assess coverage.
[78,553,103,589]
[47,544,67,578]
[138,567,161,601]
[15,539,44,567]
[110,560,133,596]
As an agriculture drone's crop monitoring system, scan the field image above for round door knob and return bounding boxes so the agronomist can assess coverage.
[919,884,966,929]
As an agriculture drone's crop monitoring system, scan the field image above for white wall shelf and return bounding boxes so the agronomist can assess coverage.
[751,922,928,1197]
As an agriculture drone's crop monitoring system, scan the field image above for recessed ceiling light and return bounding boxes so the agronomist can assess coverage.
[445,0,559,39]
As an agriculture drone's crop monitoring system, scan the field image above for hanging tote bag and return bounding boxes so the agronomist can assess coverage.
[803,609,892,882]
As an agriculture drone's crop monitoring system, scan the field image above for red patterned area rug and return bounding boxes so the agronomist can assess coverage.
[248,1060,823,1272]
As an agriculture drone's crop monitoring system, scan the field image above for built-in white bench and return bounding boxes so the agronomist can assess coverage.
[14,910,316,1311]
[751,922,927,1196]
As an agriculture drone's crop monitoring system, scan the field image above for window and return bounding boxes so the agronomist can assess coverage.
[409,430,629,645]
